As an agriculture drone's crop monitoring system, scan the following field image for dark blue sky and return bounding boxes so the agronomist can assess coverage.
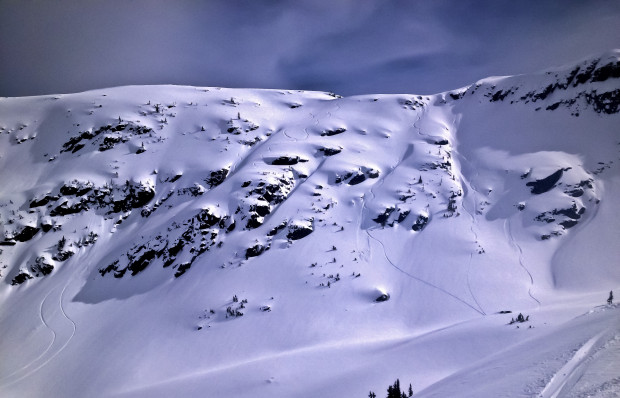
[1,0,619,97]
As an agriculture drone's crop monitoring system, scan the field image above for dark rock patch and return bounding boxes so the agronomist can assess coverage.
[29,195,58,208]
[11,272,33,285]
[271,156,303,166]
[560,220,579,229]
[13,226,40,242]
[318,147,342,156]
[206,168,229,188]
[287,223,313,241]
[375,293,390,302]
[374,207,395,227]
[526,169,563,194]
[321,127,346,137]
[348,173,367,185]
[267,221,288,237]
[412,215,429,232]
[60,181,93,196]
[245,244,268,259]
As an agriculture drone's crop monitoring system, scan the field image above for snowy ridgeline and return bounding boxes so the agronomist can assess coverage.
[0,51,619,398]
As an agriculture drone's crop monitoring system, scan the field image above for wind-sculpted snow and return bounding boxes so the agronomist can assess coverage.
[0,51,619,398]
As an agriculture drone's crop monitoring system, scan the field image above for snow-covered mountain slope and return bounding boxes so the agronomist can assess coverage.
[0,51,619,398]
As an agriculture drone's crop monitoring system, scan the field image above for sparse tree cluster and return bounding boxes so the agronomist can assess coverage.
[368,378,413,398]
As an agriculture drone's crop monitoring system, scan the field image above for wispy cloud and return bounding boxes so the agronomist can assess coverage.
[1,0,618,97]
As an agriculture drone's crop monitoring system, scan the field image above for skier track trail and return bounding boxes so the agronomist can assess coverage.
[0,284,76,389]
[0,290,56,383]
[451,133,487,316]
[359,107,485,316]
[505,218,541,307]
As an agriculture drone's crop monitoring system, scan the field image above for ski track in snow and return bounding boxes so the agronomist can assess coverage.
[0,290,57,383]
[457,154,487,316]
[366,228,485,316]
[505,218,542,307]
[0,284,76,388]
[360,116,485,315]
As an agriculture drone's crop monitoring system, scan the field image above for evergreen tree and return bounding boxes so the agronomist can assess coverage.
[368,392,376,398]
[608,290,614,305]
[387,379,401,398]
[408,383,413,397]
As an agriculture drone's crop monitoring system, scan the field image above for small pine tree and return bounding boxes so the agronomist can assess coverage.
[408,383,413,397]
[608,290,613,305]
[368,392,376,398]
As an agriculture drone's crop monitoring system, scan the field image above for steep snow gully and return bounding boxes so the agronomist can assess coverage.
[1,50,620,397]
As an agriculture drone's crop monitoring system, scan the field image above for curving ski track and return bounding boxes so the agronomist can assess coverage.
[0,284,76,388]
[505,218,541,307]
[359,109,485,316]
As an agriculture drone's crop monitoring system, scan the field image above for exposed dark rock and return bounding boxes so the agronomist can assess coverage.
[553,203,585,220]
[206,168,229,188]
[374,207,395,227]
[60,181,93,196]
[271,156,303,165]
[62,122,152,153]
[526,169,563,194]
[267,221,288,237]
[174,262,192,278]
[375,293,390,302]
[13,226,40,242]
[31,256,54,276]
[169,174,182,183]
[11,272,33,285]
[318,147,342,156]
[336,168,379,185]
[490,89,514,102]
[565,188,584,197]
[99,135,123,151]
[396,210,410,223]
[591,61,620,82]
[585,89,620,114]
[52,250,74,262]
[111,181,155,213]
[196,208,222,229]
[127,249,158,276]
[435,139,449,145]
[246,213,264,229]
[560,220,579,229]
[286,223,313,240]
[412,215,429,231]
[245,244,267,259]
[348,173,367,185]
[50,201,89,217]
[335,172,354,184]
[321,127,346,136]
[29,194,58,208]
